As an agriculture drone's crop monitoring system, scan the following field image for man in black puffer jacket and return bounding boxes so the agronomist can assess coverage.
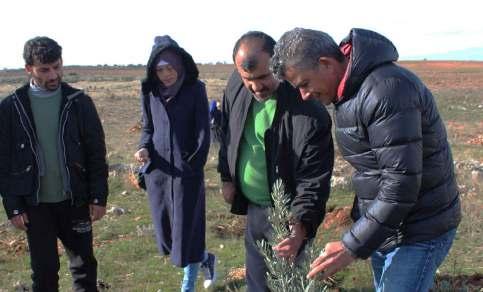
[0,37,108,292]
[271,28,460,292]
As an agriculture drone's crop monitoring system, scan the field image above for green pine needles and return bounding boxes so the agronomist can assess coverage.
[256,179,330,292]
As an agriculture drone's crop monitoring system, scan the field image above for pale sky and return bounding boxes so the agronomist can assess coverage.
[1,0,482,69]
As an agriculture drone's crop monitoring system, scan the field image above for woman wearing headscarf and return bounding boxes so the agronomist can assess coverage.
[134,35,215,291]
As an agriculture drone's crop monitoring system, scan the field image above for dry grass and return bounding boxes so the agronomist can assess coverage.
[0,62,482,291]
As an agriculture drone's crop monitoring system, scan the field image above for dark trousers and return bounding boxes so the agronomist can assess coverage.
[26,201,98,292]
[245,204,272,292]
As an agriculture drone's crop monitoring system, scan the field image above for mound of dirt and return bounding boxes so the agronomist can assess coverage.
[226,267,246,282]
[322,206,352,231]
[209,213,246,238]
[0,233,28,255]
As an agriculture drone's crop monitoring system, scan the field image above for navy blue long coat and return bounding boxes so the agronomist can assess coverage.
[139,36,210,267]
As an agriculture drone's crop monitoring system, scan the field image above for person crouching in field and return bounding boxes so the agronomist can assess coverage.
[0,36,108,292]
[134,35,216,291]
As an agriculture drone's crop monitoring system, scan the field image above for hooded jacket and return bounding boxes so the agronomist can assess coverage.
[138,36,210,267]
[0,83,108,218]
[218,71,334,238]
[139,35,209,177]
[335,29,461,259]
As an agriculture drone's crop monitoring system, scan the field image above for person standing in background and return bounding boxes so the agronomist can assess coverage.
[134,35,216,291]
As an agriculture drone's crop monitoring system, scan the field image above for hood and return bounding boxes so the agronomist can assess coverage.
[339,28,399,99]
[141,35,199,95]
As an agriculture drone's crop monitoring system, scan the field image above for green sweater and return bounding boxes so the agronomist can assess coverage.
[237,96,277,206]
[28,88,66,203]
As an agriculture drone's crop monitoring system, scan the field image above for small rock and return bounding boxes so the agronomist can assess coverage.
[13,281,29,292]
[97,279,111,290]
[107,206,125,216]
[136,224,154,237]
[471,170,483,184]
[331,176,349,188]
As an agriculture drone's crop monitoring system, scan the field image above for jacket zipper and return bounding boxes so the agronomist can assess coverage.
[59,101,74,205]
[59,90,83,205]
[13,93,41,203]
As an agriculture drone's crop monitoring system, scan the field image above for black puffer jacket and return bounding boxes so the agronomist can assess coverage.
[0,83,108,219]
[336,29,461,259]
[218,71,334,238]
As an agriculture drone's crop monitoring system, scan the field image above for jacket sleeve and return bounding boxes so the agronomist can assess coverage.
[139,92,154,150]
[217,73,237,182]
[187,83,210,171]
[81,95,109,206]
[0,99,27,218]
[342,78,422,259]
[291,106,334,239]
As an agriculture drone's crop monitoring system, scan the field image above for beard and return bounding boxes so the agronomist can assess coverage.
[44,78,61,91]
[32,76,61,91]
[250,86,273,102]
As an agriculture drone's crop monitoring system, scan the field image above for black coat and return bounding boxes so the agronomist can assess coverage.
[336,29,461,259]
[218,71,334,238]
[0,83,108,218]
[139,36,210,267]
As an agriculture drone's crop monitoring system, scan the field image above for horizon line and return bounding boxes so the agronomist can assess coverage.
[2,59,483,71]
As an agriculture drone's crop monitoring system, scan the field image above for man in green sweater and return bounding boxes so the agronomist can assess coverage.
[0,37,108,292]
[218,31,334,291]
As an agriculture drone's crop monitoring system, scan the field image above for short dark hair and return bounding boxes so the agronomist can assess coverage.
[23,36,62,65]
[232,31,276,62]
[271,28,344,79]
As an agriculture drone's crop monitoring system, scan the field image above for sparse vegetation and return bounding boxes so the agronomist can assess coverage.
[0,62,482,291]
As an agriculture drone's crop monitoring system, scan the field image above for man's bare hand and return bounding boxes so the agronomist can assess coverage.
[89,204,106,222]
[10,213,29,231]
[273,222,306,261]
[222,181,236,204]
[307,241,356,280]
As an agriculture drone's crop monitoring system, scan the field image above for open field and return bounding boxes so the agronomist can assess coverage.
[0,61,482,291]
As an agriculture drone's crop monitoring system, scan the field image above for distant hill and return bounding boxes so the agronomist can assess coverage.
[404,47,483,61]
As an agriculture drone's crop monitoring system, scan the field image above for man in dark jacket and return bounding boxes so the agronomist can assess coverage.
[218,31,334,291]
[271,28,461,291]
[0,37,108,292]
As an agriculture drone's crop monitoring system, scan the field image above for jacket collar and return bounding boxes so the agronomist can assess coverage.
[15,82,83,101]
[13,82,84,125]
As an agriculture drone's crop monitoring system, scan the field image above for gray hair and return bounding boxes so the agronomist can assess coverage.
[270,28,344,79]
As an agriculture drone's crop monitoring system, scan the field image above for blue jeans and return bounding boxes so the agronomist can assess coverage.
[371,228,456,292]
[181,252,208,292]
[181,263,200,292]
